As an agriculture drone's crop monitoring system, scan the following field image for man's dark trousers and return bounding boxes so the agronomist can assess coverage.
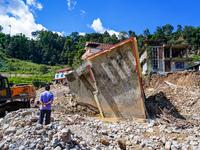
[39,110,51,125]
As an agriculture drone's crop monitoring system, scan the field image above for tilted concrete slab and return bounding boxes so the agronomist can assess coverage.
[66,37,147,118]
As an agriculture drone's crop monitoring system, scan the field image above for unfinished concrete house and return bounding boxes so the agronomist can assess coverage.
[65,37,147,119]
[139,40,193,75]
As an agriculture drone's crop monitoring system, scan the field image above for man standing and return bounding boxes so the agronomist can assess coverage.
[39,84,54,125]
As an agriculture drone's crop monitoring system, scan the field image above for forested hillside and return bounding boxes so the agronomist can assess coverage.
[1,24,200,70]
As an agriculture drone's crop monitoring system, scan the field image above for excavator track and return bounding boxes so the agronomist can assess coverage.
[0,101,30,117]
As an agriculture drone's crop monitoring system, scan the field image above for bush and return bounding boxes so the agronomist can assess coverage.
[32,78,45,89]
[39,65,48,74]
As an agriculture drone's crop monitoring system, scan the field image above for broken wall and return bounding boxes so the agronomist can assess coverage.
[66,38,146,118]
[87,40,146,118]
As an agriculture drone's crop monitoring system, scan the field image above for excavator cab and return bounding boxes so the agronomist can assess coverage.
[0,75,11,102]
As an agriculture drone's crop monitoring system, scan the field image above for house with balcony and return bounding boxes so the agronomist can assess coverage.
[52,67,73,84]
[139,40,193,75]
[82,42,113,60]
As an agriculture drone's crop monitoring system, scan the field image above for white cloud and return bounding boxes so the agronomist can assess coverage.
[79,32,85,36]
[26,0,43,10]
[67,0,77,11]
[0,0,45,38]
[88,18,119,36]
[80,10,85,16]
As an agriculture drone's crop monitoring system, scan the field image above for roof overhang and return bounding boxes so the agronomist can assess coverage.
[52,77,65,81]
[164,58,194,61]
[163,44,193,49]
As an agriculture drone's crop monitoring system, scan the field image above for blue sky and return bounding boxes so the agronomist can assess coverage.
[0,0,200,38]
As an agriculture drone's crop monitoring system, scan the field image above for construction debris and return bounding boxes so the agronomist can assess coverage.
[143,71,200,129]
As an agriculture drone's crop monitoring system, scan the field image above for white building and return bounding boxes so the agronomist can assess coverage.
[52,67,73,84]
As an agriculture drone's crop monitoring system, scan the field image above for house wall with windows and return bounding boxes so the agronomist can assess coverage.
[52,67,73,84]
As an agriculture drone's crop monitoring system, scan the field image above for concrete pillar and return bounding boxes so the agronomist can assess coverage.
[170,47,172,58]
[163,48,165,73]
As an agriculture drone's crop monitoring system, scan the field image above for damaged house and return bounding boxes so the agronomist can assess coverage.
[65,37,147,119]
[139,40,193,75]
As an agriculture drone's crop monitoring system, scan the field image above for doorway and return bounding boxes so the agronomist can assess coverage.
[165,61,171,72]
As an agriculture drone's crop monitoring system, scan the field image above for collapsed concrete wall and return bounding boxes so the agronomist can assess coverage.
[66,37,146,118]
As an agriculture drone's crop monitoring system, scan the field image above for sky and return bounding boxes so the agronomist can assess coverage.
[0,0,200,38]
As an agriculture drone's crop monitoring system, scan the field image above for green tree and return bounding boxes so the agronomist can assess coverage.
[118,31,128,41]
[0,25,3,32]
[143,28,151,39]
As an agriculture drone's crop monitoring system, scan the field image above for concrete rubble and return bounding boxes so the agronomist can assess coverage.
[0,108,200,150]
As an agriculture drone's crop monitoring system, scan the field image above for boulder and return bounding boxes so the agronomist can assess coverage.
[58,128,72,143]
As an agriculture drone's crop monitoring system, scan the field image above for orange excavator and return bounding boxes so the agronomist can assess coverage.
[0,74,36,117]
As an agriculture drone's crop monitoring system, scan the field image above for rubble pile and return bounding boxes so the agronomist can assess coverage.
[142,71,200,90]
[1,108,200,150]
[35,84,99,117]
[145,85,200,122]
[142,71,200,131]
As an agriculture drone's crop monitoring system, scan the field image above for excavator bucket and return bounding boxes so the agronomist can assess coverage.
[66,37,147,118]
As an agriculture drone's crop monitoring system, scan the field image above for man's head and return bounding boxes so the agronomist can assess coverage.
[45,84,50,91]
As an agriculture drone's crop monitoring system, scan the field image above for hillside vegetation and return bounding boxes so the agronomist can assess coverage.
[1,24,200,87]
[0,24,200,70]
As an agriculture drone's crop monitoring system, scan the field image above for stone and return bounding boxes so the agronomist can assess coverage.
[58,128,72,143]
[117,138,126,149]
[31,116,39,122]
[172,141,181,149]
[0,141,6,149]
[80,141,87,147]
[51,117,54,122]
[54,146,62,150]
[101,130,108,136]
[100,137,109,146]
[51,138,60,148]
[190,141,199,146]
[18,145,26,150]
[20,122,25,127]
[0,118,3,123]
[21,111,32,117]
[2,124,9,130]
[0,132,3,138]
[4,127,16,135]
[125,140,132,146]
[165,141,171,150]
[140,141,146,149]
[16,129,23,136]
[146,128,154,133]
[44,124,52,130]
[9,144,16,149]
[36,142,45,150]
[161,136,167,144]
[37,129,44,135]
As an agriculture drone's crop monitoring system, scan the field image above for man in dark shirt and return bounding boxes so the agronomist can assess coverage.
[39,84,54,125]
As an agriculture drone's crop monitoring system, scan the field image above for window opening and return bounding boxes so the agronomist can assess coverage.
[175,62,184,69]
[152,47,158,69]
